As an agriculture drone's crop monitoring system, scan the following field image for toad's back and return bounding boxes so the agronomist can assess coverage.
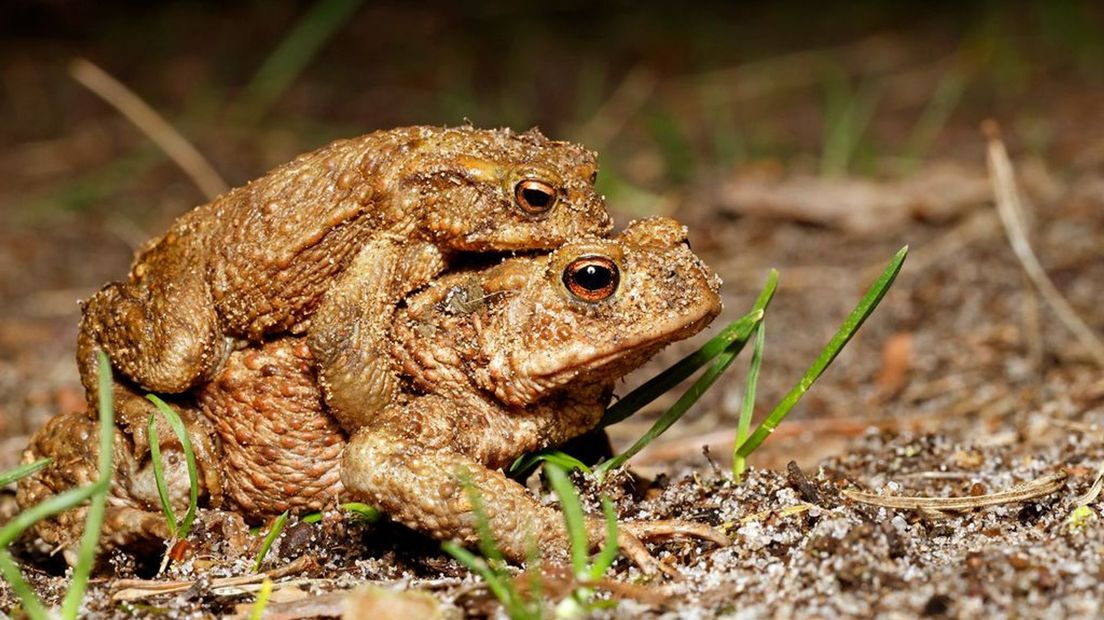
[77,124,611,447]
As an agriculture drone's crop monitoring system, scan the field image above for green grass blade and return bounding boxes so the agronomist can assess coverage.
[900,68,968,170]
[820,65,884,176]
[0,485,99,549]
[0,550,49,620]
[249,578,273,620]
[0,459,52,489]
[146,415,178,538]
[235,0,364,120]
[341,502,380,522]
[448,475,538,618]
[144,395,200,538]
[539,452,591,475]
[462,481,507,568]
[254,511,289,572]
[733,321,766,481]
[507,453,541,477]
[524,531,545,620]
[301,501,381,524]
[442,541,516,613]
[595,316,760,477]
[61,350,116,620]
[508,450,592,477]
[736,246,908,460]
[588,497,619,581]
[61,490,108,620]
[600,269,778,428]
[544,464,589,578]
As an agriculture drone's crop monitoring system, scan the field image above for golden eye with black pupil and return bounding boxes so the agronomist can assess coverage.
[514,179,557,215]
[563,256,619,302]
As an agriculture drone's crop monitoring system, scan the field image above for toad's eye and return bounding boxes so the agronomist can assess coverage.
[514,179,557,215]
[562,256,619,302]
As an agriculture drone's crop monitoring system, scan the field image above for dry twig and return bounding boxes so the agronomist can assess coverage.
[1074,462,1104,507]
[842,471,1067,511]
[69,58,228,200]
[984,121,1104,368]
[111,555,316,602]
[574,66,657,150]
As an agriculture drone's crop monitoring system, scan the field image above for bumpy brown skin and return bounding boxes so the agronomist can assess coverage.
[76,125,612,453]
[17,406,224,563]
[194,217,725,569]
[24,218,724,571]
[196,340,346,517]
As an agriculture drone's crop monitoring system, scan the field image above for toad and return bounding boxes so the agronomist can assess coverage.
[77,125,612,451]
[22,218,725,571]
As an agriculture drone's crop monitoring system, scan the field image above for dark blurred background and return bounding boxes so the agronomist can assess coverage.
[5,1,1103,213]
[2,1,1103,468]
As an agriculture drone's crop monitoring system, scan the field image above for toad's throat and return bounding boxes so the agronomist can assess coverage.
[494,306,719,406]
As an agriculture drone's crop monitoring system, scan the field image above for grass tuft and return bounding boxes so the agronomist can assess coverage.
[444,465,620,619]
[512,246,902,488]
[444,470,536,619]
[0,351,116,619]
[545,463,619,617]
[144,395,200,540]
[735,246,907,462]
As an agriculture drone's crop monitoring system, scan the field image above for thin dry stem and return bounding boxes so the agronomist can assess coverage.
[69,58,228,200]
[984,122,1104,368]
[574,66,657,150]
[1074,462,1104,507]
[111,555,316,602]
[842,471,1067,511]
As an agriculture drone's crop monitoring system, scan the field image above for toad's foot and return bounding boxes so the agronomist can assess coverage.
[308,237,446,433]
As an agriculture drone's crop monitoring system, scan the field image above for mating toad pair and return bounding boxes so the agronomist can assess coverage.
[19,125,727,573]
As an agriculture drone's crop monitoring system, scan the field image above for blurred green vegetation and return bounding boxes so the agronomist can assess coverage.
[1,1,1102,220]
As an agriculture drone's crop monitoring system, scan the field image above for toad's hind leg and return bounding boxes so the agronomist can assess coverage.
[307,237,446,433]
[78,285,229,466]
[77,235,232,451]
[78,268,229,399]
[15,410,188,564]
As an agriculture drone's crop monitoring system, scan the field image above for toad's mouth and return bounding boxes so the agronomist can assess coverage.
[500,302,720,406]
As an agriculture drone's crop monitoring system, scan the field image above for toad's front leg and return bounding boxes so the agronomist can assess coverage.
[307,237,446,433]
[341,400,727,573]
